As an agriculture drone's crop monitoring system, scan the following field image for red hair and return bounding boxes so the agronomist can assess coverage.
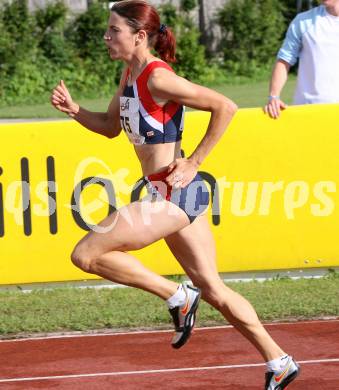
[111,0,176,63]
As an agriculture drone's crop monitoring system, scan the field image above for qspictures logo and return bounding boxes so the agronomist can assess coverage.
[0,156,336,237]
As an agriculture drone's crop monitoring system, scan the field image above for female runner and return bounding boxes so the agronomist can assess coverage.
[50,1,299,388]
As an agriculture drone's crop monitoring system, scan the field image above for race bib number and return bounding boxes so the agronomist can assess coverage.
[120,97,144,145]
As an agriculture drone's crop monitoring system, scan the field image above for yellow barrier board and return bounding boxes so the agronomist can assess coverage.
[1,105,339,285]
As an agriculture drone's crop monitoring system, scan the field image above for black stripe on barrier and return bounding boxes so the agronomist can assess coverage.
[47,156,58,235]
[21,158,32,236]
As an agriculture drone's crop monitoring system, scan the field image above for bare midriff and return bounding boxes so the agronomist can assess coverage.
[134,140,182,177]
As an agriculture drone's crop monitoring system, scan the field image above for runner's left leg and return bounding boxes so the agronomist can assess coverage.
[165,214,286,361]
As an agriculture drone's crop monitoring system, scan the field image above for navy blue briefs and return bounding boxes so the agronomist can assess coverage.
[143,169,210,223]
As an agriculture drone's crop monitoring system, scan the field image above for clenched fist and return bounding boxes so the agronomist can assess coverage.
[50,80,79,117]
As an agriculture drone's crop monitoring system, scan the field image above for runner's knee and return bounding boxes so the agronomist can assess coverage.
[202,288,226,311]
[70,243,95,273]
[194,279,226,311]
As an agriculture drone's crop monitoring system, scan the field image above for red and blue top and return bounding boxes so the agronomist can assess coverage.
[119,61,185,145]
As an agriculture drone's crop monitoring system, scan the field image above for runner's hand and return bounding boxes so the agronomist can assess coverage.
[264,96,287,119]
[166,158,198,189]
[50,80,79,117]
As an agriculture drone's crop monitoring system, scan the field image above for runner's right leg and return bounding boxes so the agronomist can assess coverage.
[71,195,190,301]
[71,195,201,348]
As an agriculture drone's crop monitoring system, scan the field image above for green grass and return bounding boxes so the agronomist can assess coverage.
[213,77,296,109]
[0,272,338,338]
[0,78,296,119]
[0,97,112,120]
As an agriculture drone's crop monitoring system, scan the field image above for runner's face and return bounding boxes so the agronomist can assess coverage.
[104,12,138,60]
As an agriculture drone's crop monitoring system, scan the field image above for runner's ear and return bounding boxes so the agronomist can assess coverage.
[135,30,147,46]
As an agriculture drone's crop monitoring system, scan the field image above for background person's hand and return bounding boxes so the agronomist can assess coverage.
[50,80,79,117]
[166,158,199,189]
[264,96,287,119]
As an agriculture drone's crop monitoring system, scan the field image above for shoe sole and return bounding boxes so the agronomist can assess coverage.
[277,363,301,389]
[171,289,201,349]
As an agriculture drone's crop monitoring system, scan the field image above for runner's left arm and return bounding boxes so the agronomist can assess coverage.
[148,68,238,187]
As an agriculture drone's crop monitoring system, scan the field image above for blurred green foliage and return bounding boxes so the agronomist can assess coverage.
[0,0,308,107]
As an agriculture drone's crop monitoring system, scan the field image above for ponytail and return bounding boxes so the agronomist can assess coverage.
[155,25,176,63]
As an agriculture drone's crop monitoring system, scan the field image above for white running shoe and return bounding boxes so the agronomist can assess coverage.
[265,356,300,389]
[168,283,201,349]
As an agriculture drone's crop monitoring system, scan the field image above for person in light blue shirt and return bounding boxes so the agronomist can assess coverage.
[264,0,339,118]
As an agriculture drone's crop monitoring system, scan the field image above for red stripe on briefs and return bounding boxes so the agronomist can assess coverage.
[147,169,173,201]
[136,62,181,124]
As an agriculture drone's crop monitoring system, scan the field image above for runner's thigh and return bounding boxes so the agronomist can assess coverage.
[164,215,221,285]
[74,196,191,259]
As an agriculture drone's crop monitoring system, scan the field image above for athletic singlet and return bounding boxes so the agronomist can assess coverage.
[120,61,185,145]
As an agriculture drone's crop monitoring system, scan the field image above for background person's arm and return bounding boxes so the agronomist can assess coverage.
[264,13,303,119]
[264,59,291,119]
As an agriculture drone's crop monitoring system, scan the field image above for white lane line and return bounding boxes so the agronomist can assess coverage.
[1,319,338,343]
[0,358,338,384]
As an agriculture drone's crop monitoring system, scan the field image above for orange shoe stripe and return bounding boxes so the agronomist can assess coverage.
[181,299,190,315]
[274,362,292,383]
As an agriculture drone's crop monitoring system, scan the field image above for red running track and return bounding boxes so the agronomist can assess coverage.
[0,320,338,389]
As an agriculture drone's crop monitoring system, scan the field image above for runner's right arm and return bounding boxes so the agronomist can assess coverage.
[50,69,128,138]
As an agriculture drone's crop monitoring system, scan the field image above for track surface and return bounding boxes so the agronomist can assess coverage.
[0,320,338,389]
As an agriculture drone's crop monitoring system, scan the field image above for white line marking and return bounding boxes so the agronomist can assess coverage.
[298,359,339,364]
[1,319,338,343]
[0,358,338,384]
